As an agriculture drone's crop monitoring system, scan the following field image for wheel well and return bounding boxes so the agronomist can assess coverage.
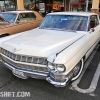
[83,56,85,62]
[71,58,84,81]
[0,33,10,38]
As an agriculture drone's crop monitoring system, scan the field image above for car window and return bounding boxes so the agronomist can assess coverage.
[0,13,17,23]
[39,15,88,31]
[18,12,36,22]
[0,17,6,22]
[89,15,99,29]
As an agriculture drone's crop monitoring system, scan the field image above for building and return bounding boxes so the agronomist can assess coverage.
[0,0,99,14]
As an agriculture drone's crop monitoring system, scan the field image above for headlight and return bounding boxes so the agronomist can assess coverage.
[48,62,55,70]
[56,64,66,73]
[47,62,66,73]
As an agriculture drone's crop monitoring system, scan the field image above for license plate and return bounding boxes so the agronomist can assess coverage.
[12,69,25,77]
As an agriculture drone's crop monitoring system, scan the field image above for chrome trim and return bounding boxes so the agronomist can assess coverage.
[46,77,69,87]
[1,60,49,79]
[1,55,48,72]
[1,59,69,87]
[1,48,47,65]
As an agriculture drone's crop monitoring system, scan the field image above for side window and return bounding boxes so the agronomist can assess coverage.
[95,15,99,26]
[17,12,36,22]
[89,15,99,29]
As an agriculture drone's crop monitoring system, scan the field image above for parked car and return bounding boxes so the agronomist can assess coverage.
[0,12,100,87]
[0,10,43,37]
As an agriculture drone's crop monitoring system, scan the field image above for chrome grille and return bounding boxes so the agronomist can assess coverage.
[2,56,48,72]
[1,48,47,65]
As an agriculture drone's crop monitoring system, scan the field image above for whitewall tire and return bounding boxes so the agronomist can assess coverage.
[71,58,84,81]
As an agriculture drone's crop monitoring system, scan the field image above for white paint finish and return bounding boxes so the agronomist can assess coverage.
[0,12,100,87]
[72,45,100,93]
[48,12,97,16]
[1,28,85,57]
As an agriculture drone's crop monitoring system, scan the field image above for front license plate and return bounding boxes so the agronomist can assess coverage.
[12,69,25,77]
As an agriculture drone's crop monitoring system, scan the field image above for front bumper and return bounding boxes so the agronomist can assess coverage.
[1,59,49,79]
[1,56,70,87]
[46,77,69,87]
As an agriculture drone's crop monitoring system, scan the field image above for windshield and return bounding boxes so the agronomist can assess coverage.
[0,13,17,23]
[39,15,88,31]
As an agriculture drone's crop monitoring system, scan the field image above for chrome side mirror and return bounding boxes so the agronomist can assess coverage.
[90,28,95,32]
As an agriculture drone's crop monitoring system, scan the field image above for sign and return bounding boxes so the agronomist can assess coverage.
[39,3,45,13]
[53,3,61,10]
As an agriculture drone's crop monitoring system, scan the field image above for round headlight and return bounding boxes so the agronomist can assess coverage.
[56,64,65,72]
[48,62,55,70]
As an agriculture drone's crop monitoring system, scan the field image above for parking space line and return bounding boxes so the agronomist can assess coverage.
[72,45,100,93]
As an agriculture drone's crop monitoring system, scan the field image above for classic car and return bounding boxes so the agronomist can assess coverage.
[0,10,43,37]
[0,12,100,87]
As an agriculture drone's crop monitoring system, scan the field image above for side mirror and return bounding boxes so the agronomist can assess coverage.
[90,28,95,32]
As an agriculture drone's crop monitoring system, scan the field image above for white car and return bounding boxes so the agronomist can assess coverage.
[0,12,100,87]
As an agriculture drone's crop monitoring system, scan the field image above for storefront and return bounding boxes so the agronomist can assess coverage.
[70,0,92,12]
[17,0,93,12]
[23,0,65,14]
[0,0,100,14]
[0,0,16,12]
[17,0,66,16]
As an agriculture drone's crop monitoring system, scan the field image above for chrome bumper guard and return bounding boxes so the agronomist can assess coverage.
[46,77,69,87]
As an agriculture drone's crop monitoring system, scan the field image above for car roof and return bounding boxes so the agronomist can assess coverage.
[48,12,97,16]
[0,10,35,14]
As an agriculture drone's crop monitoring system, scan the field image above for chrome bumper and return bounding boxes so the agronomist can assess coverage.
[1,60,48,79]
[1,58,69,87]
[46,77,69,87]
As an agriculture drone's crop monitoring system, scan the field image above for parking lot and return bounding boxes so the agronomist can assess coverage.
[0,44,100,100]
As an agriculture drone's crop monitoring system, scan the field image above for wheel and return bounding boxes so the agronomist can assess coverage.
[71,58,84,81]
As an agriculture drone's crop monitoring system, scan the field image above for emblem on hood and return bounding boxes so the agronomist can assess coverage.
[12,48,21,52]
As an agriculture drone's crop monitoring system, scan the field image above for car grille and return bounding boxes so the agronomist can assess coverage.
[1,48,48,72]
[1,48,47,65]
[2,56,48,72]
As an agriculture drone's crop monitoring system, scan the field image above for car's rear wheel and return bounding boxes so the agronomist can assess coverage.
[71,58,84,81]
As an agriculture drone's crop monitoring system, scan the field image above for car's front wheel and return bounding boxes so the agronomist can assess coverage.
[71,58,84,81]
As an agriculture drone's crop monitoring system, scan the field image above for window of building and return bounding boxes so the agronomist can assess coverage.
[24,0,64,16]
[70,0,92,12]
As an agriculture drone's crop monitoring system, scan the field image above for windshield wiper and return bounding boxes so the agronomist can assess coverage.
[66,29,77,32]
[56,28,77,32]
[39,27,77,32]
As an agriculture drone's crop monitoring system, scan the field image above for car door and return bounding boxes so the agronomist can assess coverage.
[13,12,38,34]
[84,15,100,59]
[90,15,100,44]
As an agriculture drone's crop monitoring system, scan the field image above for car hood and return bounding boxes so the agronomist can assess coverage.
[1,28,85,57]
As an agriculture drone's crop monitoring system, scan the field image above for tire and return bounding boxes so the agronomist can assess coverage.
[0,34,9,38]
[71,58,84,81]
